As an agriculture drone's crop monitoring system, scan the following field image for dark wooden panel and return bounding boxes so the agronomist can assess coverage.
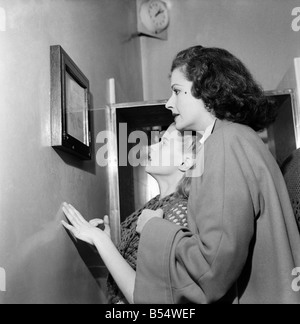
[267,93,297,166]
[116,105,173,129]
[116,104,174,222]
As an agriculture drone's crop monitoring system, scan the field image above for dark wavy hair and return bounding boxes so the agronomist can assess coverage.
[171,46,277,131]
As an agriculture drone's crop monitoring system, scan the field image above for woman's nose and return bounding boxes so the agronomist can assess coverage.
[165,96,174,112]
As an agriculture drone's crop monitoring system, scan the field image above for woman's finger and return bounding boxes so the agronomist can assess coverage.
[89,219,104,227]
[61,220,78,237]
[67,204,87,223]
[136,222,141,234]
[156,209,164,218]
[102,216,111,237]
[62,206,81,229]
[104,215,110,226]
[103,216,111,231]
[64,203,82,225]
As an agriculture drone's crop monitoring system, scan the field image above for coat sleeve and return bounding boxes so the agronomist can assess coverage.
[134,129,257,304]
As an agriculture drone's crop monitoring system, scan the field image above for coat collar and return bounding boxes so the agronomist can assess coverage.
[212,119,234,134]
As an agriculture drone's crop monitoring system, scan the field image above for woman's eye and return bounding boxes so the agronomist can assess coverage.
[173,89,180,95]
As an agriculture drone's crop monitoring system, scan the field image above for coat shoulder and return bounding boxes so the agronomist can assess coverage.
[212,122,262,145]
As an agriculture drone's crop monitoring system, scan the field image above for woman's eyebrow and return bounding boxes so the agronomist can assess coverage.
[171,84,183,90]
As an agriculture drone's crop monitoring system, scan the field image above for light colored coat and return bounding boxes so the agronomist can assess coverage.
[134,120,300,304]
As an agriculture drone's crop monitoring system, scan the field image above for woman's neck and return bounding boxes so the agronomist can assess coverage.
[155,173,184,199]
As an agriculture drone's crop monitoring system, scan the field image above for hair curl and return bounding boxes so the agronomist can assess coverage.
[171,46,277,132]
[176,131,201,199]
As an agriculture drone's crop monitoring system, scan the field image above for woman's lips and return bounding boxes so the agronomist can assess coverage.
[173,113,180,121]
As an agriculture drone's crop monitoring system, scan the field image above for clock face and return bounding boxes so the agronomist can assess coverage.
[148,1,169,32]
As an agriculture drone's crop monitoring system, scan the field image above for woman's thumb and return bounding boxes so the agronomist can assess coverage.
[104,215,110,226]
[89,218,104,227]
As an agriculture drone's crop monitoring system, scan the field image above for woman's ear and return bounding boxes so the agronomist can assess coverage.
[178,155,194,172]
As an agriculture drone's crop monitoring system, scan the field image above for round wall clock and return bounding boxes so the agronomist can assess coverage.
[140,0,170,34]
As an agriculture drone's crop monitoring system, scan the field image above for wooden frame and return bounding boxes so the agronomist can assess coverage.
[265,89,298,166]
[50,45,92,160]
[106,100,171,245]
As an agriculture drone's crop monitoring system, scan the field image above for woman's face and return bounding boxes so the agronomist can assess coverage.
[145,124,186,177]
[166,68,215,132]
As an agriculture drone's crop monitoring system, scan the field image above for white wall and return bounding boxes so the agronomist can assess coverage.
[141,0,300,100]
[0,0,143,304]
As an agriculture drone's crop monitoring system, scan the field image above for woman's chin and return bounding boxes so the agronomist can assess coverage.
[175,120,194,132]
[145,165,155,175]
[145,166,163,177]
[174,119,185,131]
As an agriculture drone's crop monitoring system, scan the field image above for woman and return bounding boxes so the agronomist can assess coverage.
[62,124,198,304]
[134,46,300,304]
